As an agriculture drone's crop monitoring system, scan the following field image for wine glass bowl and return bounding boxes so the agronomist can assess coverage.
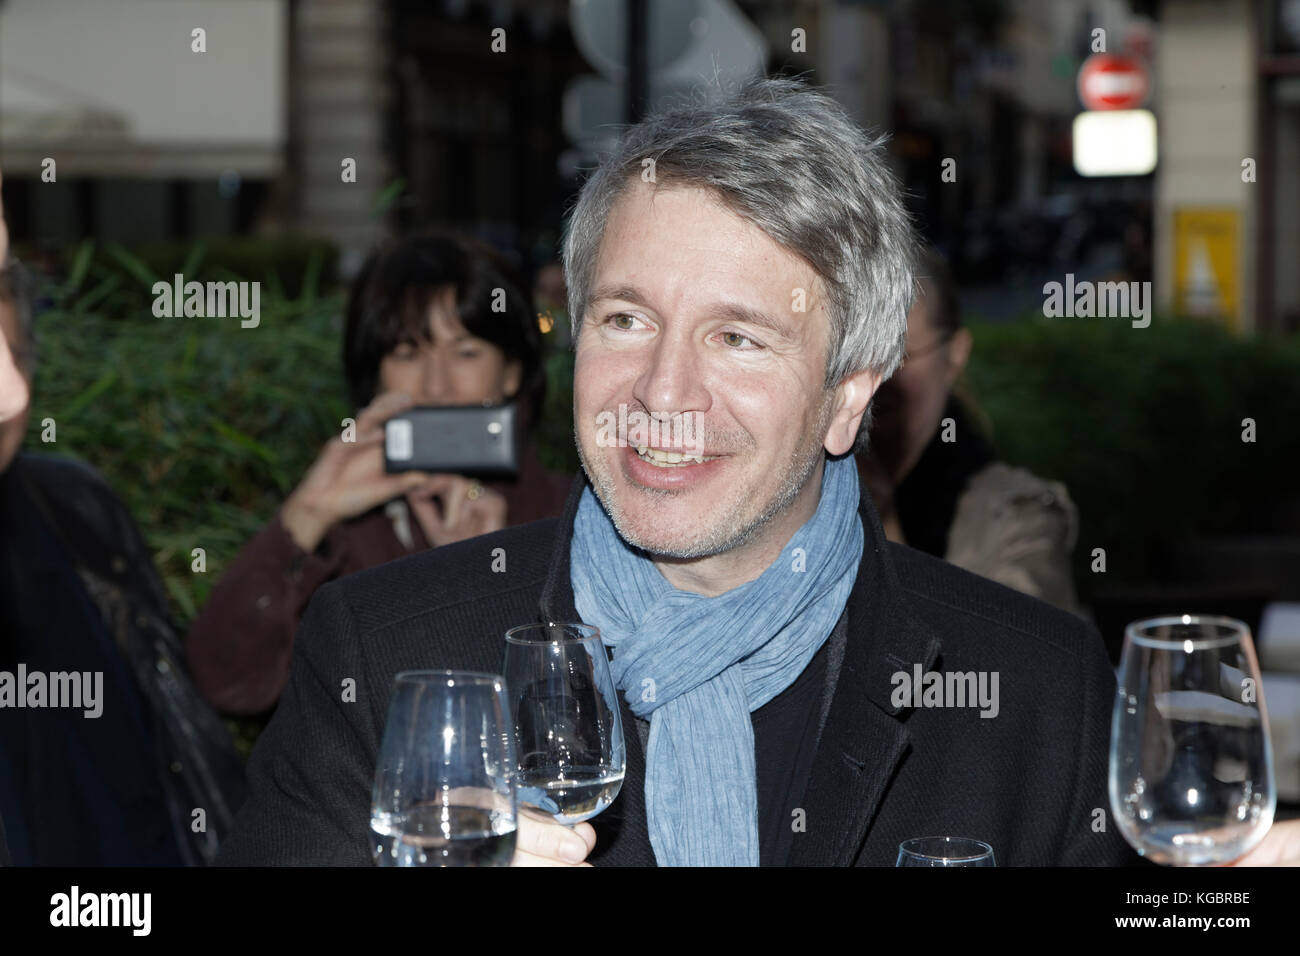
[896,836,996,867]
[370,670,518,866]
[1109,615,1276,866]
[504,622,626,825]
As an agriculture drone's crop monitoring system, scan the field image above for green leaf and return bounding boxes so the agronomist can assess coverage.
[73,273,123,313]
[104,242,160,288]
[264,269,284,303]
[161,570,197,623]
[299,246,323,309]
[180,242,207,280]
[210,419,278,464]
[60,368,119,419]
[62,240,96,301]
[179,331,200,377]
[374,178,406,217]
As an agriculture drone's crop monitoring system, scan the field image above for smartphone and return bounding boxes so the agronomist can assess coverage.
[383,403,519,478]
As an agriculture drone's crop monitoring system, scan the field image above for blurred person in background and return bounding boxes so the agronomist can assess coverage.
[859,246,1082,615]
[186,232,572,716]
[533,260,568,318]
[0,175,245,866]
[0,177,25,424]
[0,332,22,423]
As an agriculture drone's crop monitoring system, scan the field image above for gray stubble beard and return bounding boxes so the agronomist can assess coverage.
[574,394,835,560]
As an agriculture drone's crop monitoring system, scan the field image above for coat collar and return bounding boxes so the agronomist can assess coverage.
[788,466,942,865]
[538,469,588,626]
[540,463,941,866]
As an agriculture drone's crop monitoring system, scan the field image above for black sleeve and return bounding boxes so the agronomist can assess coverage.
[216,581,377,866]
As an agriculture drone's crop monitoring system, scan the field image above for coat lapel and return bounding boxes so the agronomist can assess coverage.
[787,480,942,866]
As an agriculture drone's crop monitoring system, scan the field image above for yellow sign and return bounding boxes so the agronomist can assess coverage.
[1173,208,1239,330]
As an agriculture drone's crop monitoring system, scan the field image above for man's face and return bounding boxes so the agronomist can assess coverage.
[0,299,31,475]
[573,181,839,560]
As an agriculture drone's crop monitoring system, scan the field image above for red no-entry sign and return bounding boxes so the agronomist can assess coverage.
[1077,54,1150,110]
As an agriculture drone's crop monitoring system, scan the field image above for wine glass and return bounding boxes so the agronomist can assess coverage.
[1109,615,1276,865]
[370,670,518,866]
[503,622,625,825]
[896,837,996,867]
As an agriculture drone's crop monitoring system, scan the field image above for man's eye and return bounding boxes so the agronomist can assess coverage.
[457,349,482,360]
[608,313,641,330]
[391,345,417,359]
[720,331,760,349]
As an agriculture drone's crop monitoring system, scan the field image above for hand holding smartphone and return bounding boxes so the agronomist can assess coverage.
[384,403,520,479]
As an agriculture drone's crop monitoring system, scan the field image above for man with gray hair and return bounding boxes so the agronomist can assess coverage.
[220,76,1137,866]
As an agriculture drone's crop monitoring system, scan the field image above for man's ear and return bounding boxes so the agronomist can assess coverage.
[823,365,883,457]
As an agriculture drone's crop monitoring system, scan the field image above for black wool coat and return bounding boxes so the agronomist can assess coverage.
[217,469,1140,867]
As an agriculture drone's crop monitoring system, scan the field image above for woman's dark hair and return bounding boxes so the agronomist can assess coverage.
[342,231,544,430]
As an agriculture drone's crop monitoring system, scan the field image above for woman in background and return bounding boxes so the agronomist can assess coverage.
[860,246,1082,615]
[187,232,572,715]
[0,173,24,422]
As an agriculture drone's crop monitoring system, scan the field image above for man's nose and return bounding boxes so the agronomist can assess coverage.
[631,331,710,418]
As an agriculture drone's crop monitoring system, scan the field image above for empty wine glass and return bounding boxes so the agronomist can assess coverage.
[370,670,517,866]
[896,837,996,866]
[504,622,625,825]
[1109,615,1275,865]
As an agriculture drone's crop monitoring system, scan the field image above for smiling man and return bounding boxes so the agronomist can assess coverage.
[574,183,868,584]
[219,77,1138,867]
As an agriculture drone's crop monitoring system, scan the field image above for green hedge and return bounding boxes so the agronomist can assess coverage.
[23,248,348,623]
[963,315,1300,594]
[18,236,340,308]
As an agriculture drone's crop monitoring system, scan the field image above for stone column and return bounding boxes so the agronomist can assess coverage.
[291,0,391,275]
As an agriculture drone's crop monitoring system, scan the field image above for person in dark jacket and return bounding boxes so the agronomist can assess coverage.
[185,232,572,716]
[0,252,245,866]
[219,77,1142,867]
